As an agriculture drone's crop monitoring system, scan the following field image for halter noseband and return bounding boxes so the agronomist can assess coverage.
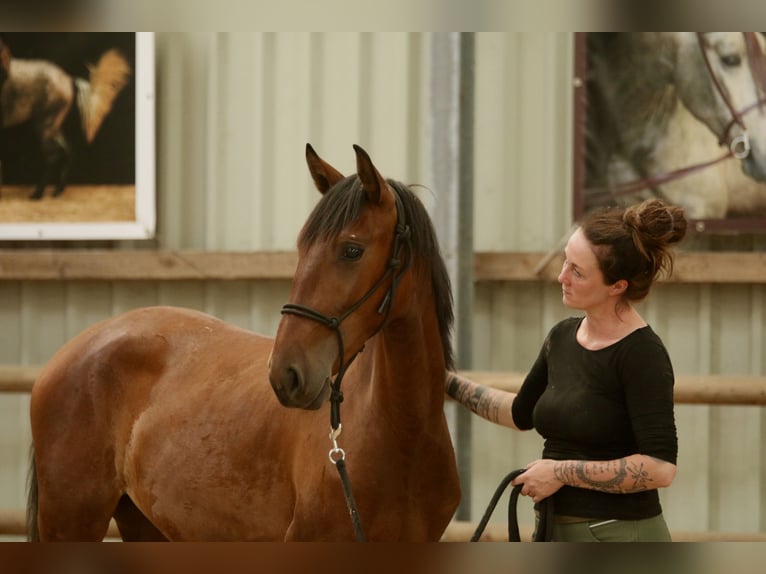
[280,184,412,430]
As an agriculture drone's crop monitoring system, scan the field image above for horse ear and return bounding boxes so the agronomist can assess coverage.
[305,143,345,195]
[353,144,391,206]
[0,39,11,72]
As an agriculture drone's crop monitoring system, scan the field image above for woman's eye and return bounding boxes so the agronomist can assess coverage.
[563,259,582,278]
[342,245,364,261]
[720,53,741,67]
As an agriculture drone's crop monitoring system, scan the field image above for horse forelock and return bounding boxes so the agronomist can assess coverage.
[298,177,455,371]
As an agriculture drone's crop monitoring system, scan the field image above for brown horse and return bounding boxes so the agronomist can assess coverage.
[27,144,461,541]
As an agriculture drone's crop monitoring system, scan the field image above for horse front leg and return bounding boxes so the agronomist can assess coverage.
[50,133,70,198]
[30,133,69,200]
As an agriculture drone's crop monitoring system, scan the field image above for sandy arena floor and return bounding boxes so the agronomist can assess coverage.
[0,185,135,223]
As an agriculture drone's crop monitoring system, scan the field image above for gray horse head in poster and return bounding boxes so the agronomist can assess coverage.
[586,32,766,219]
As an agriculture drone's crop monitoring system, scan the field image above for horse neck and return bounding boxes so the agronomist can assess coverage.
[594,34,679,156]
[359,281,447,424]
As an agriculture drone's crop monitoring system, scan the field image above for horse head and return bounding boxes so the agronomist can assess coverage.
[673,32,766,181]
[268,144,409,409]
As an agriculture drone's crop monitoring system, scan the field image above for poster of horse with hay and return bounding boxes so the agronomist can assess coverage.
[576,32,766,233]
[0,32,155,240]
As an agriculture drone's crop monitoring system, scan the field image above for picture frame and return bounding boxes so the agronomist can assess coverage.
[0,32,155,240]
[572,32,766,234]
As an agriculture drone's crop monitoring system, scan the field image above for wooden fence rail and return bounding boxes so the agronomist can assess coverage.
[3,366,765,405]
[1,250,766,283]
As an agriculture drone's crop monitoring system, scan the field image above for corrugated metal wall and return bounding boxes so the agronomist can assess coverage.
[1,32,764,538]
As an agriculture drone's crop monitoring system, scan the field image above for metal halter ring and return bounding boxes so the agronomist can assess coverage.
[731,132,751,159]
[328,424,345,464]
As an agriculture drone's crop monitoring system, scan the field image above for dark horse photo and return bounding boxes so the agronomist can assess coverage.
[0,33,133,200]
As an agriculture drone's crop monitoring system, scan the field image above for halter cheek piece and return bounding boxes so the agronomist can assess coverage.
[280,185,412,431]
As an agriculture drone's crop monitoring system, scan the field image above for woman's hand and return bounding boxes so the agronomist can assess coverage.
[512,454,677,501]
[510,459,564,503]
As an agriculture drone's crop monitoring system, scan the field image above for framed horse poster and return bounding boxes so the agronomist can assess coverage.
[573,32,766,234]
[0,32,155,240]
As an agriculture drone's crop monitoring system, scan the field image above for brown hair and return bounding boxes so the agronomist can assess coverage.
[581,199,687,302]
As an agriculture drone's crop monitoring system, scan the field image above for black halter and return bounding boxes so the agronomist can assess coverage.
[280,184,412,431]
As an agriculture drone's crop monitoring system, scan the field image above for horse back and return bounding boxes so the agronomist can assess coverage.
[2,58,73,128]
[31,305,275,441]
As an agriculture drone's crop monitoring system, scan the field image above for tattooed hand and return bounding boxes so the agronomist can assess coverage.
[511,459,564,503]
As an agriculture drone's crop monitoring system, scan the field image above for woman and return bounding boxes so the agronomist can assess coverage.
[448,199,686,541]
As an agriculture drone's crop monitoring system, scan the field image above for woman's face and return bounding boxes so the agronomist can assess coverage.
[558,228,616,311]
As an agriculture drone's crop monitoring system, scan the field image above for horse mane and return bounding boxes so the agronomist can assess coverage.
[299,176,455,371]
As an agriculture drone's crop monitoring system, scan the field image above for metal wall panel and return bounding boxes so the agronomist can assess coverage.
[1,32,764,538]
[153,32,429,252]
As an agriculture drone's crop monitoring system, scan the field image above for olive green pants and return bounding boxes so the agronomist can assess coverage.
[537,513,672,542]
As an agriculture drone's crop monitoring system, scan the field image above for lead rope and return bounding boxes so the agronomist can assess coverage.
[471,468,554,542]
[328,425,365,541]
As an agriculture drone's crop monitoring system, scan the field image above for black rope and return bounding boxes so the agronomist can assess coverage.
[335,458,366,541]
[471,468,554,542]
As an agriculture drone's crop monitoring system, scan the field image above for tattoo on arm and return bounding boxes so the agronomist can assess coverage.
[446,374,503,424]
[553,458,655,494]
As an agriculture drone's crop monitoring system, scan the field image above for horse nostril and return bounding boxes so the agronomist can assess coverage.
[286,366,302,396]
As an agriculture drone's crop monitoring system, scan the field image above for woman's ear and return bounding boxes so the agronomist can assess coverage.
[610,279,629,296]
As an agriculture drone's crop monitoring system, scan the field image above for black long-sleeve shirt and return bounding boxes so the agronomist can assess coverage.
[511,316,678,520]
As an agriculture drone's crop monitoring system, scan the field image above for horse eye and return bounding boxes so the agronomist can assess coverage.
[341,244,364,261]
[720,53,742,67]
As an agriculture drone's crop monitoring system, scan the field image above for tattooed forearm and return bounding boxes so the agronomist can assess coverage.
[628,460,653,491]
[446,373,512,426]
[553,458,655,494]
[447,374,499,422]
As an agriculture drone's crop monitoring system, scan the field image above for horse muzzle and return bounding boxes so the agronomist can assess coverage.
[268,361,332,410]
[741,142,766,182]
